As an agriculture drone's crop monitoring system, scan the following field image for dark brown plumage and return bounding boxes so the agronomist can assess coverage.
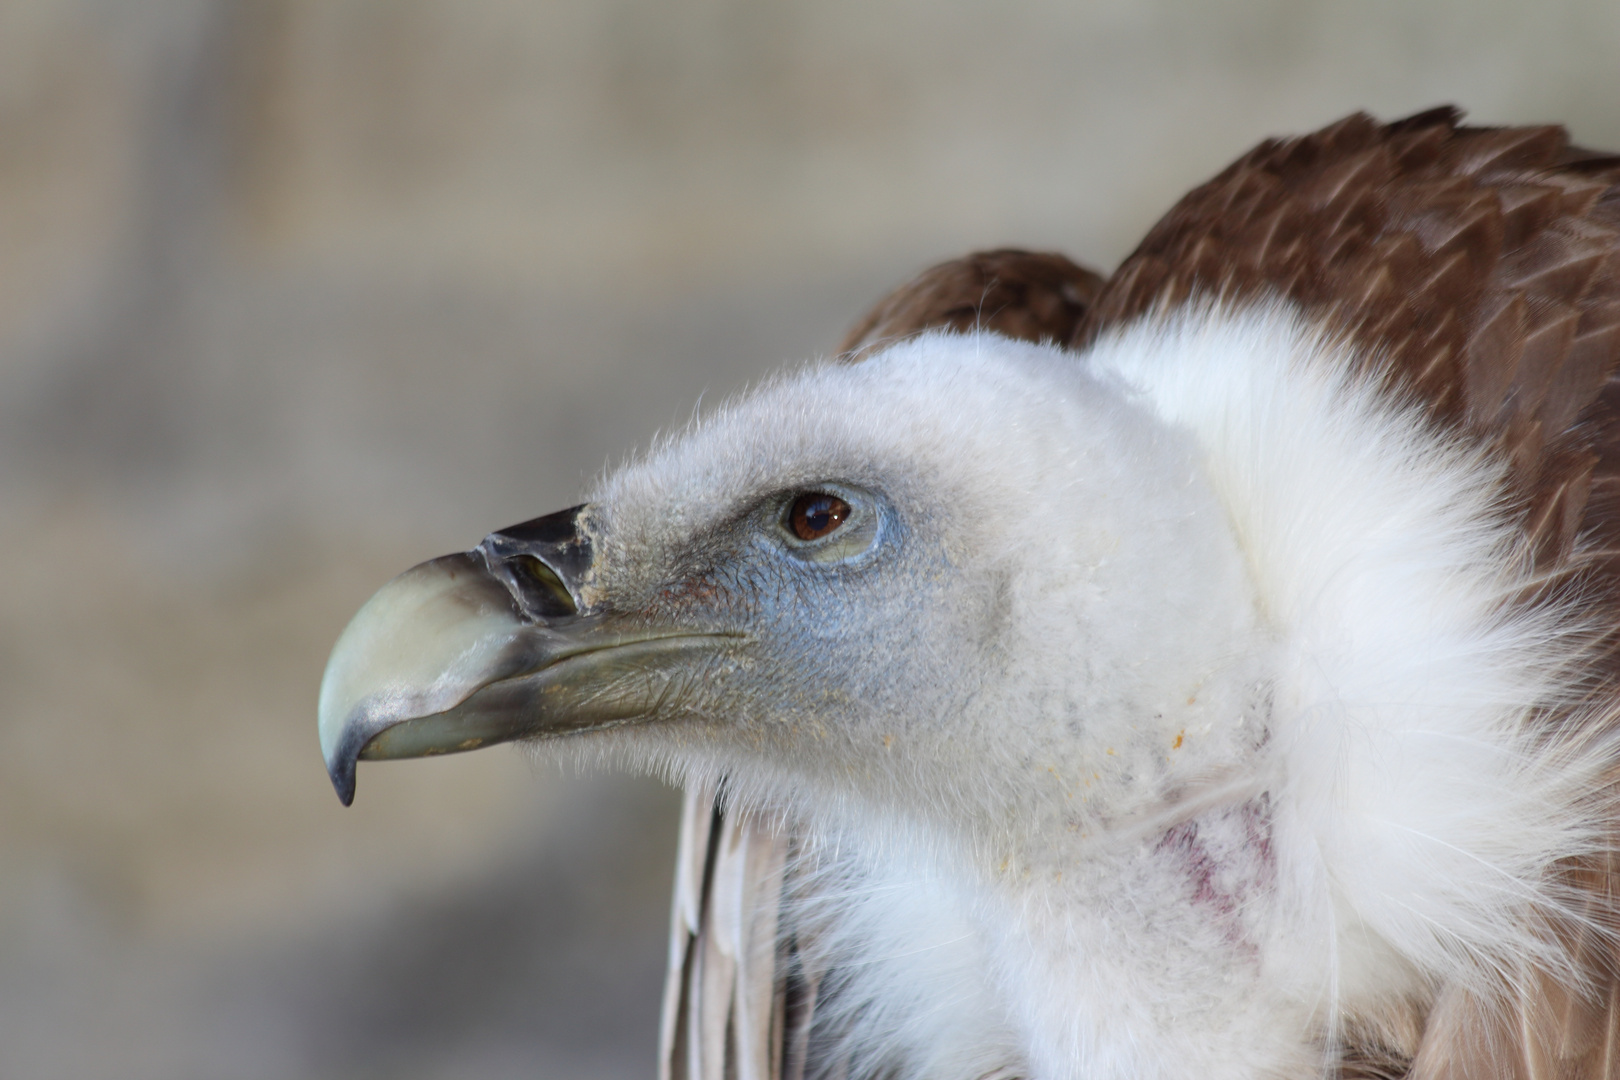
[665,108,1620,1080]
[836,248,1105,362]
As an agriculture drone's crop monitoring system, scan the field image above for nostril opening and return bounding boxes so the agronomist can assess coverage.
[505,554,578,618]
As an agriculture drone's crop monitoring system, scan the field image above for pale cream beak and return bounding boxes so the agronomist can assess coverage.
[318,506,734,805]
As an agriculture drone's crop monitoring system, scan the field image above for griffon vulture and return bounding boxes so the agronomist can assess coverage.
[318,108,1620,1080]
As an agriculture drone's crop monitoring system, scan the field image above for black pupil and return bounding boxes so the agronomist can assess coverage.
[790,493,849,541]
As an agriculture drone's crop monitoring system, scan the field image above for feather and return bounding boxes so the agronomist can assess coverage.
[663,782,792,1080]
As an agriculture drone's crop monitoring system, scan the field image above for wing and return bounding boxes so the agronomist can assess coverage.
[1075,107,1620,1080]
[659,780,790,1080]
[659,250,1106,1080]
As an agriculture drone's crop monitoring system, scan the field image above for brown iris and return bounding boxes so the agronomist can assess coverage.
[788,493,851,541]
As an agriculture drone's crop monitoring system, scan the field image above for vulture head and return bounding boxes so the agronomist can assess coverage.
[324,332,1260,845]
[319,111,1620,1080]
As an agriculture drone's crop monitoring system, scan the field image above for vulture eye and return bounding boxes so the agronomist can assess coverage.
[773,484,883,564]
[788,493,851,541]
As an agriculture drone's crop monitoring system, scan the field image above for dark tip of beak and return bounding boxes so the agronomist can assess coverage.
[327,722,369,806]
[479,504,594,619]
[330,760,357,807]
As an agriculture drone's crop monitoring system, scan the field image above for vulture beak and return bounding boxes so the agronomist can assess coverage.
[318,505,726,806]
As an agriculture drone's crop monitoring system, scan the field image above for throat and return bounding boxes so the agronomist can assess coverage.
[977,795,1312,1080]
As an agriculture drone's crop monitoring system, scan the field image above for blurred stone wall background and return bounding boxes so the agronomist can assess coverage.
[1,1,1617,1077]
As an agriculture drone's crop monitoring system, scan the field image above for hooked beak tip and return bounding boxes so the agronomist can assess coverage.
[325,722,366,806]
[330,762,357,807]
[316,548,528,809]
[325,748,358,806]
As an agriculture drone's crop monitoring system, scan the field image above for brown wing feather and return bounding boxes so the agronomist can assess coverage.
[664,110,1620,1080]
[837,248,1105,361]
[660,781,792,1080]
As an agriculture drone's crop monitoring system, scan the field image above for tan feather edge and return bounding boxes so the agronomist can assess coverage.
[660,782,791,1080]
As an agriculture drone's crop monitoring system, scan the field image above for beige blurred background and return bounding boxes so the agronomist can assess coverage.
[2,1,1618,1077]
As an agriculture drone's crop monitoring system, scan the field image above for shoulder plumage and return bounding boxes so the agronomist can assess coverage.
[1083,107,1620,605]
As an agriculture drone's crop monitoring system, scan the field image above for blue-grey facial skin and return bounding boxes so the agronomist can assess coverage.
[592,479,980,797]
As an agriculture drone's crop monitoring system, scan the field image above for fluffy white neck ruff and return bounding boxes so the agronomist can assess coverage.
[791,305,1609,1080]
